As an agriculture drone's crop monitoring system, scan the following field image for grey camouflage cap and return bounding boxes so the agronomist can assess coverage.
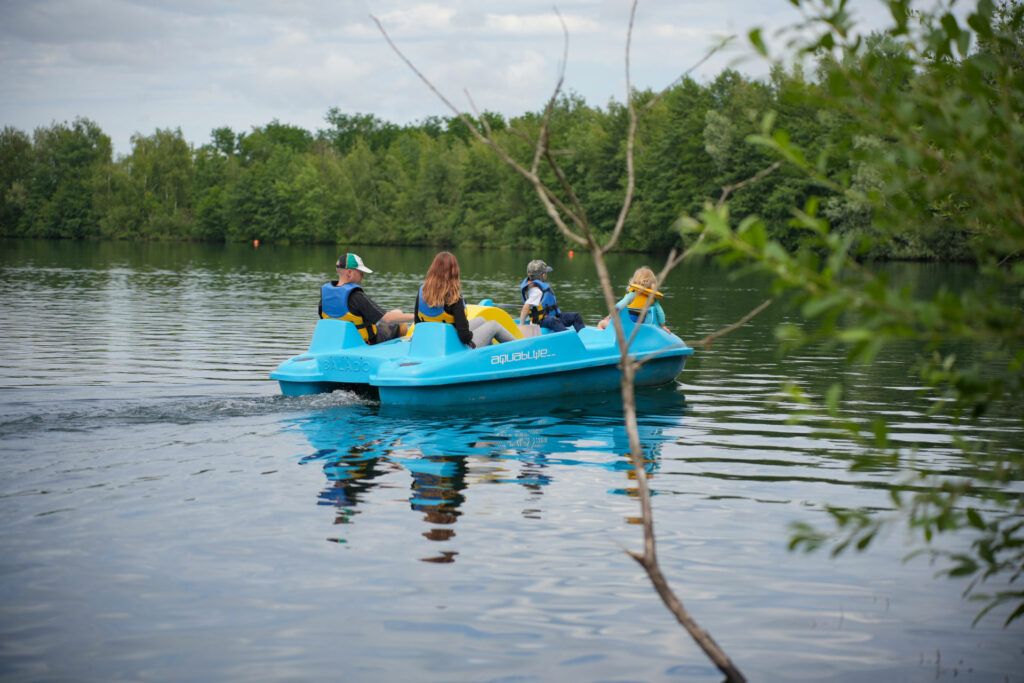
[527,259,552,278]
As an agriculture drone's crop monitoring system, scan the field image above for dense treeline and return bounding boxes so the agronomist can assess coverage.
[0,41,976,258]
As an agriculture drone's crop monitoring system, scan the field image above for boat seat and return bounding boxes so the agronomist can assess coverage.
[467,303,525,340]
[404,303,527,342]
[308,318,367,353]
[407,322,466,359]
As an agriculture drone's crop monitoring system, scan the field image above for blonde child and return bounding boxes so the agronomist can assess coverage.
[597,266,670,332]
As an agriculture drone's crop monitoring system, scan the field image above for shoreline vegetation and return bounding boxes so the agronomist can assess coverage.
[0,47,985,262]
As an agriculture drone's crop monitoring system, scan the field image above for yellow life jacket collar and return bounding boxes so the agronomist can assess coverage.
[627,283,663,312]
[627,283,663,298]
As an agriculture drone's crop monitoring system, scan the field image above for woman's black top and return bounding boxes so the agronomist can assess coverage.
[413,296,474,348]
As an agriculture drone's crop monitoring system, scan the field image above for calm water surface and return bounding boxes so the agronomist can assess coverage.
[1,240,1021,682]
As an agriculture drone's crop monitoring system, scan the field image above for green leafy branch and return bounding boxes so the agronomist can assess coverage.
[685,0,1024,625]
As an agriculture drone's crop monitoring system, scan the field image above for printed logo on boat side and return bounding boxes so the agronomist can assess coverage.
[490,348,553,365]
[320,355,371,374]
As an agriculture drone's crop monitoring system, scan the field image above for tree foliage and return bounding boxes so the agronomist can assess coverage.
[1,50,997,256]
[687,0,1024,625]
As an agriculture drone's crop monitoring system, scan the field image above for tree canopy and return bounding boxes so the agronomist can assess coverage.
[0,43,997,260]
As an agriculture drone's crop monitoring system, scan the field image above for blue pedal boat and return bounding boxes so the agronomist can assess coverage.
[270,304,693,407]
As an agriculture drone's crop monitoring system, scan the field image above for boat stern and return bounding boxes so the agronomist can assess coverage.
[270,319,407,396]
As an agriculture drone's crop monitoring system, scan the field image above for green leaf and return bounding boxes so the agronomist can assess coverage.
[802,294,847,319]
[871,418,888,448]
[825,383,842,415]
[749,28,768,56]
[836,328,873,343]
[856,530,877,550]
[940,12,961,41]
[967,11,993,39]
[1005,601,1024,627]
[966,508,985,530]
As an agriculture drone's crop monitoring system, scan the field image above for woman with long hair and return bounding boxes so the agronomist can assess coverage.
[414,251,514,348]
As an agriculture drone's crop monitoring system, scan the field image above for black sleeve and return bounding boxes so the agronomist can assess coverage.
[413,295,421,323]
[448,299,474,347]
[347,289,385,326]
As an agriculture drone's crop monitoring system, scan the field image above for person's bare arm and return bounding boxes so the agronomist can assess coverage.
[382,309,414,323]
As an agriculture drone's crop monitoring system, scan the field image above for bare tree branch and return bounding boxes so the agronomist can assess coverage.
[373,6,757,681]
[463,90,490,137]
[543,146,590,233]
[720,161,783,204]
[602,10,735,255]
[639,35,735,118]
[628,550,747,682]
[626,159,779,355]
[600,0,641,256]
[696,299,774,350]
[370,14,586,248]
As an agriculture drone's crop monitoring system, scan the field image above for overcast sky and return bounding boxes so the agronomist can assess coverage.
[1,0,899,157]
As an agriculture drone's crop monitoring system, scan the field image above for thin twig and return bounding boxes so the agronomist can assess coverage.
[372,14,588,248]
[697,299,774,350]
[601,0,641,255]
[640,35,735,118]
[463,90,492,137]
[544,146,589,232]
[719,161,783,205]
[374,7,749,681]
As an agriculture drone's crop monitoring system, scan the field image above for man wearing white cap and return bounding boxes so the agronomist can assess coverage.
[319,252,414,344]
[518,259,585,333]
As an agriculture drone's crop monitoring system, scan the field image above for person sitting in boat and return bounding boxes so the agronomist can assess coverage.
[319,252,414,344]
[518,259,585,333]
[597,266,671,332]
[414,251,514,348]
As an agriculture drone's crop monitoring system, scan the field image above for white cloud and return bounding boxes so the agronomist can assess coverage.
[374,4,459,35]
[484,12,602,35]
[0,0,913,156]
[504,50,553,91]
[651,23,717,41]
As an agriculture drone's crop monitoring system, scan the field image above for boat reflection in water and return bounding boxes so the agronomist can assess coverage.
[285,387,688,562]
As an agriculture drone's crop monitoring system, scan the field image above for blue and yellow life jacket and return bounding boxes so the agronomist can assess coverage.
[520,278,560,323]
[625,283,663,324]
[320,282,376,342]
[415,285,461,324]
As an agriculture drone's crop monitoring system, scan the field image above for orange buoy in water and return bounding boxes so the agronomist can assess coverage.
[253,239,259,248]
[568,250,574,258]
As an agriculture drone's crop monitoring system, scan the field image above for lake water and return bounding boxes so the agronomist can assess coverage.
[1,240,1020,682]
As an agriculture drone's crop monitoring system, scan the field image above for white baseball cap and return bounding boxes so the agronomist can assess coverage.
[336,253,373,273]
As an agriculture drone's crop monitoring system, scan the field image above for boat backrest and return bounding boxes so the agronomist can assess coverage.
[466,303,525,340]
[407,322,466,359]
[308,318,367,353]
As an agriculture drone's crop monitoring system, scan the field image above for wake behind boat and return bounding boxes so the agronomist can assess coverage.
[270,304,693,407]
